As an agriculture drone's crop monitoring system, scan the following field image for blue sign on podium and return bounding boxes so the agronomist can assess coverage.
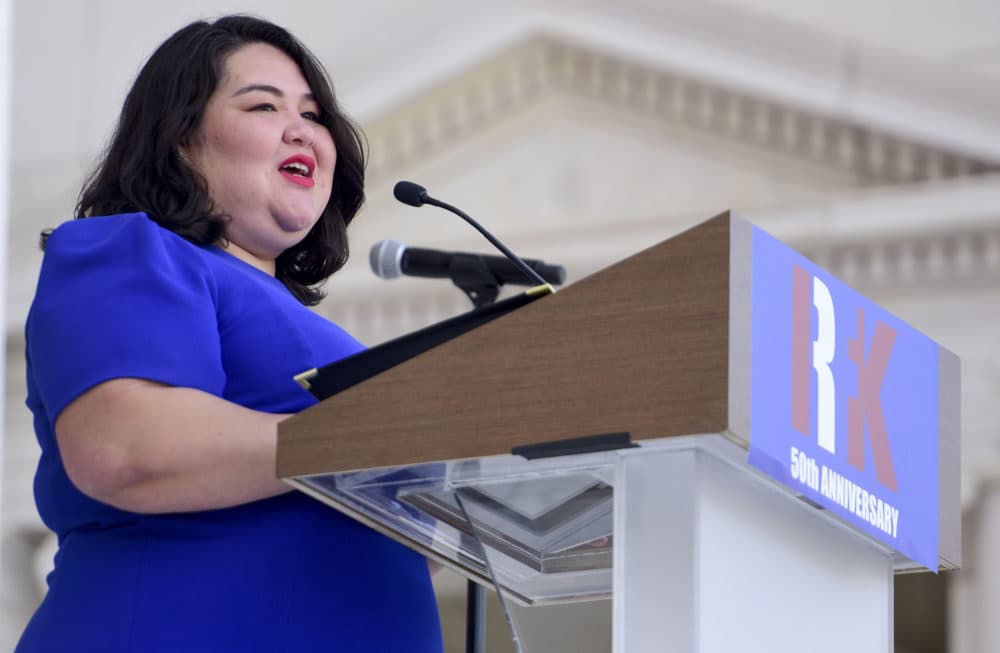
[748,226,940,571]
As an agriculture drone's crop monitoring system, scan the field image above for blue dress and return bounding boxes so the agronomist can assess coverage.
[16,213,443,652]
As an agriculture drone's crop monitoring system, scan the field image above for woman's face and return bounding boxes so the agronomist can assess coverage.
[183,42,337,273]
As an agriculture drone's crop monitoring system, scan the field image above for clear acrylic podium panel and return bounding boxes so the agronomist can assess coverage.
[292,447,617,606]
[286,434,911,609]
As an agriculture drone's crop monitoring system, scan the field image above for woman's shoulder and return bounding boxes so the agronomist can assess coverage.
[46,212,202,258]
[35,212,220,310]
[42,212,218,280]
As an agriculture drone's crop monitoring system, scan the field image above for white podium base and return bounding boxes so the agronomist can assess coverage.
[613,437,893,653]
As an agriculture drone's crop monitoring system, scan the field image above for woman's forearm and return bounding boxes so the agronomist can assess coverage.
[55,378,293,513]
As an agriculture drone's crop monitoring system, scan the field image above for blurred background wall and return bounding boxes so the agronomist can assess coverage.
[3,1,1000,651]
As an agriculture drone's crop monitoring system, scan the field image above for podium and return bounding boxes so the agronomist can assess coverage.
[277,212,960,653]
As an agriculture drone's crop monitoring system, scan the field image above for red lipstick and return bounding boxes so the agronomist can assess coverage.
[278,154,316,188]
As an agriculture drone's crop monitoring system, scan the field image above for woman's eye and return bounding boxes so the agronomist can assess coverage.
[301,111,321,122]
[251,103,277,112]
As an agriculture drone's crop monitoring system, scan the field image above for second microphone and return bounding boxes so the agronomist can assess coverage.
[370,239,566,286]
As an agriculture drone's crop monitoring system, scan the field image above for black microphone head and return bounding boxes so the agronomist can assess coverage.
[543,263,567,285]
[369,239,407,279]
[393,181,428,207]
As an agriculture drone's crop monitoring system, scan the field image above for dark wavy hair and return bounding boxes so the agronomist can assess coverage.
[74,15,365,305]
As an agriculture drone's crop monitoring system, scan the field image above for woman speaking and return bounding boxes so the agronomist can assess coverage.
[16,15,443,652]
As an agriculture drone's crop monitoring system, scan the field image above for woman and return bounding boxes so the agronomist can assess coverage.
[16,15,442,652]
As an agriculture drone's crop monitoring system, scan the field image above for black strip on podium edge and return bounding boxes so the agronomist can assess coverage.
[511,432,638,460]
[302,286,552,401]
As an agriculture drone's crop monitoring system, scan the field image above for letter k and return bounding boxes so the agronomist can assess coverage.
[847,308,898,491]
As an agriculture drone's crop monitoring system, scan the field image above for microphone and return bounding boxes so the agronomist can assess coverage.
[393,180,429,207]
[389,180,550,288]
[370,239,566,286]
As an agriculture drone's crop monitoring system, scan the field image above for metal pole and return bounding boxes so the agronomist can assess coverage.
[465,580,486,653]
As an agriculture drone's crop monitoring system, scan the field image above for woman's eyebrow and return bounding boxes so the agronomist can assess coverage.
[231,84,315,101]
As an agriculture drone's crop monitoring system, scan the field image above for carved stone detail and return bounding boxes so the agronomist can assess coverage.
[361,36,1000,188]
[803,225,1000,289]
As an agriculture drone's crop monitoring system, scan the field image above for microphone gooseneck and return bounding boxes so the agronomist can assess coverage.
[391,180,548,288]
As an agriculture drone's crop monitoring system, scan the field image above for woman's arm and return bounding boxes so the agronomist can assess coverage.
[55,377,292,513]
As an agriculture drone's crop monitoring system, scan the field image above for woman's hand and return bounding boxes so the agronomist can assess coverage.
[55,378,292,513]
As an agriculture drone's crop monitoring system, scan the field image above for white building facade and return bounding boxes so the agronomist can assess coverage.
[3,2,999,651]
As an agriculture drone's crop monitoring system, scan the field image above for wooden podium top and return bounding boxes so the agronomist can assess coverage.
[279,212,738,476]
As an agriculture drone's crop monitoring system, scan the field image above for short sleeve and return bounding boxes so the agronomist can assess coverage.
[27,213,226,423]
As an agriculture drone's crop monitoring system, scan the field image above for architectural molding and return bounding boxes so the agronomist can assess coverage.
[533,0,1000,162]
[803,224,1000,290]
[361,35,1000,190]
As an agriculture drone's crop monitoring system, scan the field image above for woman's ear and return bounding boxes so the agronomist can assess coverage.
[177,130,200,167]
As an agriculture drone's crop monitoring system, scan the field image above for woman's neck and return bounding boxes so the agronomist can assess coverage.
[219,241,276,276]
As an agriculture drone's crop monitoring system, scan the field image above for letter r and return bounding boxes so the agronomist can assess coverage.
[791,266,835,455]
[812,277,836,454]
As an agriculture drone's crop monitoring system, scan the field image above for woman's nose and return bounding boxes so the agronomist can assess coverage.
[284,116,315,146]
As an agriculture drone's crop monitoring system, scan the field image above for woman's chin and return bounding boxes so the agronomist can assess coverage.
[275,211,320,237]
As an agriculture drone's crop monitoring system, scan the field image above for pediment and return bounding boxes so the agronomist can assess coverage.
[362,35,1000,192]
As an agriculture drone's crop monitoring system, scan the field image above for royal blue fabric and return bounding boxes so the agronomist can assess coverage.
[17,213,443,652]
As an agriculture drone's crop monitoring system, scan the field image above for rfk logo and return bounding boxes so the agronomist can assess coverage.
[790,265,899,491]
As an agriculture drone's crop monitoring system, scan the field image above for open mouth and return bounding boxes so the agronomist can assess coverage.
[278,155,316,187]
[280,161,312,177]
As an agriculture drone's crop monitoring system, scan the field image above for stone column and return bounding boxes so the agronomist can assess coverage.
[0,0,12,553]
[0,0,17,649]
[974,480,1000,652]
[950,478,1000,653]
[0,1,16,648]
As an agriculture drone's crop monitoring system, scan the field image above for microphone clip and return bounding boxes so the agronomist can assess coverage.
[449,253,502,308]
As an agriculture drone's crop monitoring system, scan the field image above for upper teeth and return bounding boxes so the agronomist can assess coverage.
[282,162,310,175]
